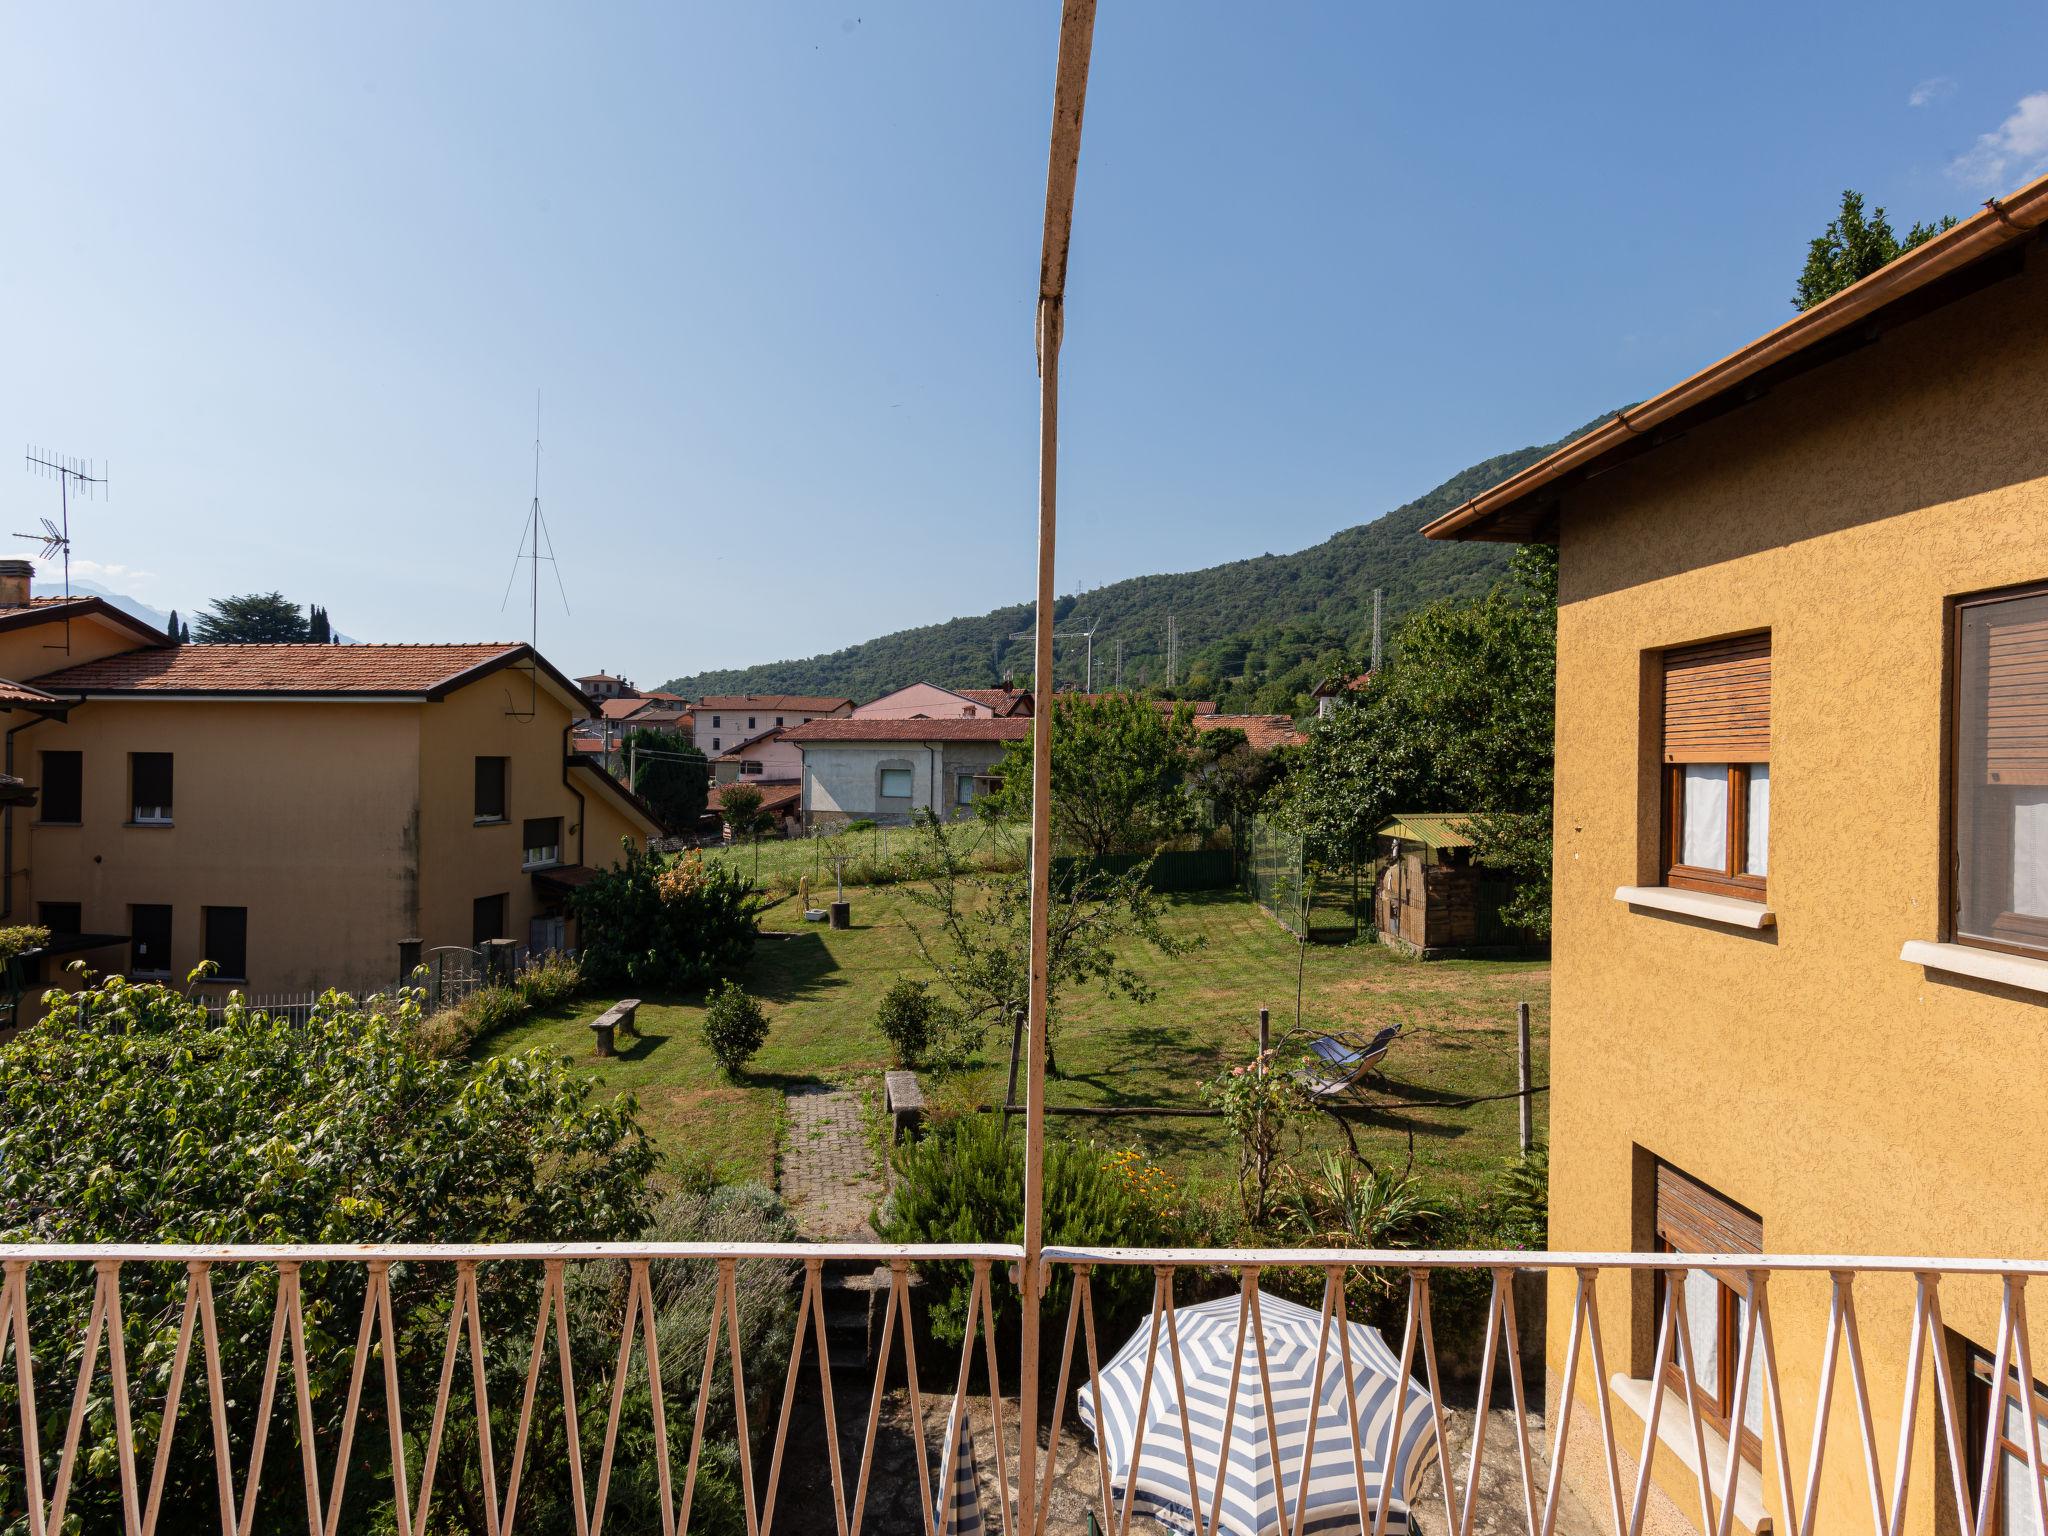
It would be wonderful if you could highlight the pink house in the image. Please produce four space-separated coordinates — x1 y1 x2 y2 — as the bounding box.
853 682 1031 719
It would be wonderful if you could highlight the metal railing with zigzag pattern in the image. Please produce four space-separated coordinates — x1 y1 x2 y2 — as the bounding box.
3 1243 2047 1536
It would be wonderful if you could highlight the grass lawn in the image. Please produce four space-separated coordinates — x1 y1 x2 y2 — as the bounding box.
473 885 1548 1201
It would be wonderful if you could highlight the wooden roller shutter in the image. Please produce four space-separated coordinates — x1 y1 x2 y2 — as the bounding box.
1655 1161 1762 1254
1663 634 1771 764
1973 597 2048 786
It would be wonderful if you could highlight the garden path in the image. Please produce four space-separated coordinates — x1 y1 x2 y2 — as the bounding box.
781 1081 884 1238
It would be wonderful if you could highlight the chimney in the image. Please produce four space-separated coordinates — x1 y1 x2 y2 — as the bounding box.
0 560 33 608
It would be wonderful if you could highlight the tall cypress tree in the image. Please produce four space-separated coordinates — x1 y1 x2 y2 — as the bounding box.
165 609 181 645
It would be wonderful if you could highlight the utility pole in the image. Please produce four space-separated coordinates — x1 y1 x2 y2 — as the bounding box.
1115 637 1124 689
1020 7 1096 1530
1371 587 1384 674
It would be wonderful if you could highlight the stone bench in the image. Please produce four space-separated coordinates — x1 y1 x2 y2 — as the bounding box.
883 1069 926 1142
590 999 640 1058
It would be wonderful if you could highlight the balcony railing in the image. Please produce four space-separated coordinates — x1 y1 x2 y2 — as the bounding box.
1 1243 2044 1536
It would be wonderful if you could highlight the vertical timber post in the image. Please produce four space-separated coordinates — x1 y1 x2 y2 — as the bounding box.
1023 7 1096 1532
1517 1001 1534 1154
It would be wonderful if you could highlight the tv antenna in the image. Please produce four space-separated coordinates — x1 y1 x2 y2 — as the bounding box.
500 393 570 647
20 448 106 653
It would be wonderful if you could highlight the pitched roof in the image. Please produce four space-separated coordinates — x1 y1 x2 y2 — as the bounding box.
782 717 1030 744
0 596 171 648
31 643 547 698
565 753 666 835
708 780 802 816
1378 813 1478 850
696 694 853 712
1311 671 1373 697
598 696 656 720
1194 713 1306 751
0 679 65 709
1426 170 2048 542
714 726 786 759
957 688 1034 716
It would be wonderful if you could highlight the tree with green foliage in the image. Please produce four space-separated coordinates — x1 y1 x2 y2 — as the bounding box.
982 691 1200 855
0 973 655 1533
1288 544 1557 934
625 725 708 829
192 590 311 643
901 813 1199 1072
1794 189 1957 311
308 603 332 643
164 607 181 644
717 781 768 837
570 842 758 993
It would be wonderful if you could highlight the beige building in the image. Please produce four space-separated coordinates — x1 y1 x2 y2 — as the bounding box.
1427 175 2048 1534
694 694 852 760
0 577 658 1009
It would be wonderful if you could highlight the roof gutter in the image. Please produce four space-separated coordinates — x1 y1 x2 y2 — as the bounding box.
1424 173 2048 541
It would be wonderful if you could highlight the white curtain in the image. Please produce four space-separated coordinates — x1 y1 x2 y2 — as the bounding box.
2013 789 2048 918
1682 765 1728 870
1745 765 1770 877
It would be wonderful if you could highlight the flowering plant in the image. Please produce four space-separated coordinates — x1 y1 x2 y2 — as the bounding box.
1201 1049 1310 1226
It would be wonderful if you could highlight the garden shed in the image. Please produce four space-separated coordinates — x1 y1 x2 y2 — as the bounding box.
1373 813 1533 958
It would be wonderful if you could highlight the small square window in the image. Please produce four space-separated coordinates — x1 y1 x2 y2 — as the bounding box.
879 767 913 799
522 817 562 869
203 906 248 981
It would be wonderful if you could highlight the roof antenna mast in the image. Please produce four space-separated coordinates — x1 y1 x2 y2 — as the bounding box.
500 392 570 649
20 447 107 654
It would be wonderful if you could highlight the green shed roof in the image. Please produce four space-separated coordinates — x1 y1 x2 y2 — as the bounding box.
1377 813 1478 850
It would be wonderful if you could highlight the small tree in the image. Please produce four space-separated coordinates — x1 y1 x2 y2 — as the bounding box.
164 608 182 644
901 814 1199 1073
1202 1050 1310 1226
308 603 332 644
570 843 758 993
626 726 709 829
982 692 1199 855
719 782 768 837
700 979 769 1076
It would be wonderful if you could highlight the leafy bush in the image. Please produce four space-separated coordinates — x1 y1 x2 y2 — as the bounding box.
879 1116 1166 1343
517 948 585 1010
0 924 49 964
1201 1050 1311 1224
874 976 961 1068
572 842 758 993
844 818 877 833
0 975 656 1532
700 979 769 1077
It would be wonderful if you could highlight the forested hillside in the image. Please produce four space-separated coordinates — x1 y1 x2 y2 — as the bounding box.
664 413 1611 713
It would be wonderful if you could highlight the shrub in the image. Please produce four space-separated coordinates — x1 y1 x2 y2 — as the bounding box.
874 976 960 1067
517 948 584 1011
0 975 655 1533
879 1116 1165 1343
572 842 758 993
701 979 769 1076
844 818 877 833
1201 1050 1312 1224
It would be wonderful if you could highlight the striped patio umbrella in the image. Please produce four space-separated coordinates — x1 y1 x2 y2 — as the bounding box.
933 1405 988 1536
1077 1291 1439 1536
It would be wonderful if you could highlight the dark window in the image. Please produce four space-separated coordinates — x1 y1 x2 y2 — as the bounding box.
203 906 248 980
1660 635 1771 901
1965 1340 2048 1532
1954 584 2048 957
712 715 721 728
741 760 763 776
775 716 784 727
131 753 173 824
475 756 508 822
712 738 720 752
748 716 757 729
37 901 80 936
1653 1160 1763 1465
398 939 422 981
130 904 172 976
522 817 563 868
473 893 508 946
39 751 81 824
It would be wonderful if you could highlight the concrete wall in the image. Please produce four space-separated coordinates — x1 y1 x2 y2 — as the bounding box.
1547 254 2048 1533
801 740 1007 827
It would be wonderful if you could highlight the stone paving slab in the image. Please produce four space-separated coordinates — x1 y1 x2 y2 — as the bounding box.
781 1081 884 1240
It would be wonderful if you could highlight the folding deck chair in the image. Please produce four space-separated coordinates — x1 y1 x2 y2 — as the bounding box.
1296 1023 1403 1103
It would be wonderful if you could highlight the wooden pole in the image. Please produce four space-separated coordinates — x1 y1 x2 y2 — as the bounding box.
1517 1001 1534 1154
1003 1009 1025 1135
1021 9 1096 1531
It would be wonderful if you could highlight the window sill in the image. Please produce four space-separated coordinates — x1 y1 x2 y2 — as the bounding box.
31 821 81 829
1900 939 2048 997
1615 885 1775 930
1608 1376 1767 1532
124 820 174 830
474 817 509 827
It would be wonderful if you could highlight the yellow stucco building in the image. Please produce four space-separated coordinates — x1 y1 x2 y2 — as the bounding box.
0 581 659 1009
1429 173 2048 1533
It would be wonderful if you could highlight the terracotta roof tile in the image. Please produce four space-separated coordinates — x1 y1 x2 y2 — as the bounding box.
1195 714 1306 751
32 643 527 695
956 688 1034 716
0 679 63 707
695 694 853 712
708 780 802 815
783 717 1030 744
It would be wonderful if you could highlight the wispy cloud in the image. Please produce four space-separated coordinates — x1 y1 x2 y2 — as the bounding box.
32 555 157 590
1909 76 1956 108
1950 90 2048 188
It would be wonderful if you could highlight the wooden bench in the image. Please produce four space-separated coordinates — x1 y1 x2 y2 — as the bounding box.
590 999 640 1058
883 1070 926 1142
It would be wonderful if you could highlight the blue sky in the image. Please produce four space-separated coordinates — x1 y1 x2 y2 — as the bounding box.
5 4 2045 682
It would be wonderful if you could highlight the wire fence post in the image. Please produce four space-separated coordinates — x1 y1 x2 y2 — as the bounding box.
1517 1001 1534 1153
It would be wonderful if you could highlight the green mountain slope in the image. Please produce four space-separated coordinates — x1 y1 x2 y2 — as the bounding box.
664 415 1606 713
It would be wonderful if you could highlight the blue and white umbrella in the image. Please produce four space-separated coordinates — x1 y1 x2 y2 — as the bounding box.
1077 1291 1439 1536
933 1405 987 1535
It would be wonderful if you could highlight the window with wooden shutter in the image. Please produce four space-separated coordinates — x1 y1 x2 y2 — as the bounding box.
130 753 173 825
1653 1160 1764 1465
1954 584 2048 956
1661 634 1771 901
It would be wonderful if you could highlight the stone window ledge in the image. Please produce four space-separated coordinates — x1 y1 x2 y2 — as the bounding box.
1608 1375 1767 1532
1900 939 2048 998
1615 885 1776 931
